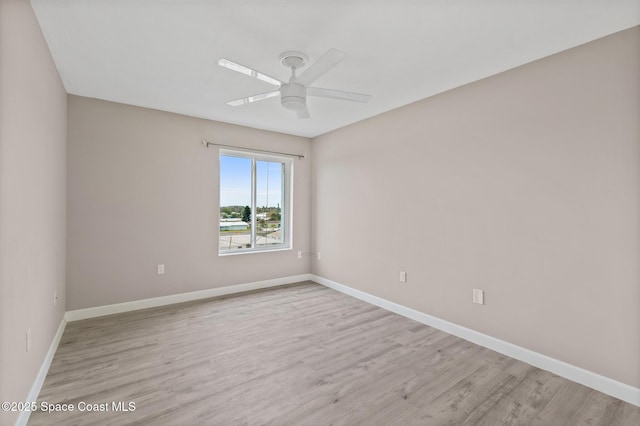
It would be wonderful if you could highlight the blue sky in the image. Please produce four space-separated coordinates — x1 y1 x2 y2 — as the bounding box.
220 156 283 207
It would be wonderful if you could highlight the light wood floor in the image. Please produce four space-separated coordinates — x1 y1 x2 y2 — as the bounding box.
29 282 639 425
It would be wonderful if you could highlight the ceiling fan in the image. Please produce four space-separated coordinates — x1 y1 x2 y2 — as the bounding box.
218 49 371 119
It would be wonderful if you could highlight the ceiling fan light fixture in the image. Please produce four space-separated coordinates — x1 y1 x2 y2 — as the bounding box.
281 96 306 111
280 82 307 111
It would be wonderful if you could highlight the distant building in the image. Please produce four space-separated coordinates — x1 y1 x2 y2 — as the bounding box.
220 221 249 231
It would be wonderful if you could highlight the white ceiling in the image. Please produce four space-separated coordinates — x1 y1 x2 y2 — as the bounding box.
31 0 639 138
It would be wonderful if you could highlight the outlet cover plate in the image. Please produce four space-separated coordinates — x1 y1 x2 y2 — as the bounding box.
473 289 484 305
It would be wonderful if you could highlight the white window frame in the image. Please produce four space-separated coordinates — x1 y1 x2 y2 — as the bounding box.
219 149 293 255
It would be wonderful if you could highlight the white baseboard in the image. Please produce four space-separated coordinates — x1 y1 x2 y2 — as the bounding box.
64 274 313 322
310 274 640 407
21 271 637 426
16 317 67 426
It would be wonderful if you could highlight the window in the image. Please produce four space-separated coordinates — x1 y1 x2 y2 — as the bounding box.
219 149 292 254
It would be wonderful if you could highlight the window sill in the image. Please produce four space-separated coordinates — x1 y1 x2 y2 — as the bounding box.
218 246 292 257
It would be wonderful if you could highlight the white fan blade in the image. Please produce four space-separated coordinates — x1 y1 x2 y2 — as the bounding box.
296 105 310 119
307 87 371 103
297 48 346 86
227 90 280 106
218 59 282 87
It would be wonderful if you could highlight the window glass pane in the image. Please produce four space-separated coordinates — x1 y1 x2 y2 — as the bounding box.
219 150 291 255
219 155 252 251
255 160 284 247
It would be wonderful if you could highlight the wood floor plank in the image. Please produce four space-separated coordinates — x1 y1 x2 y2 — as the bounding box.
28 282 640 425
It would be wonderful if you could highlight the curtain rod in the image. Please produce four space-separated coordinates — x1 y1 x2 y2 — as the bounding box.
201 140 305 159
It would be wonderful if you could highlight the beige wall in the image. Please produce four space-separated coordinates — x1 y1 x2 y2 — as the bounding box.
0 0 67 424
67 96 311 310
311 27 640 388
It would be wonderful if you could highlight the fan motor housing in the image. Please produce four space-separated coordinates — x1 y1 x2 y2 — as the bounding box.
280 82 306 111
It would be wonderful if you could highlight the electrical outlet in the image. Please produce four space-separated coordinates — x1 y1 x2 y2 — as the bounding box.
297 251 302 259
317 252 321 260
157 264 165 275
473 289 484 305
26 329 31 352
399 271 407 283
